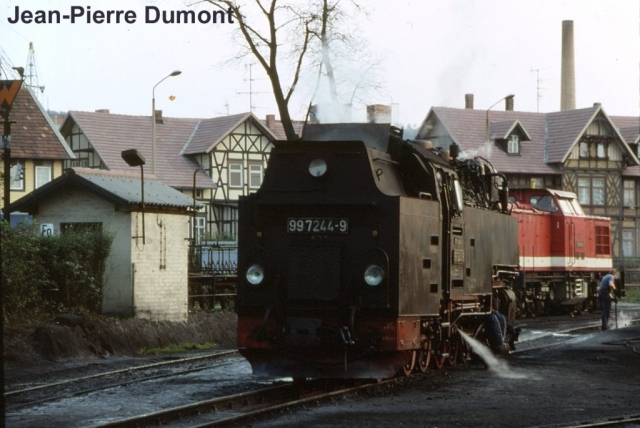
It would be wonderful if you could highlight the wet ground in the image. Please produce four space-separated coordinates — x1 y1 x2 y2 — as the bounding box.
4 304 640 427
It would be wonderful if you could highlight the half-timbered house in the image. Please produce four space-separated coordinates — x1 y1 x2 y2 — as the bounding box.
416 96 640 264
1 87 75 225
59 110 277 241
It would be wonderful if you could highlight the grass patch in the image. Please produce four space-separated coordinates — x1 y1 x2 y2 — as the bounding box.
137 342 216 356
623 286 640 303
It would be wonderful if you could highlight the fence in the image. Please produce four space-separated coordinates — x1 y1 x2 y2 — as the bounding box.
188 241 238 310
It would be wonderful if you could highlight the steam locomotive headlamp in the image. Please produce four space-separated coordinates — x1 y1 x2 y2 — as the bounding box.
364 264 384 286
308 158 327 177
246 264 265 285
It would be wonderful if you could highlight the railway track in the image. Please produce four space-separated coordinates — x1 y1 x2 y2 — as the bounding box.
4 350 238 410
90 377 397 428
7 309 640 428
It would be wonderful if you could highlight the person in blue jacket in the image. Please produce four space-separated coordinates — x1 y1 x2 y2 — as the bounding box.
598 269 617 331
486 298 518 356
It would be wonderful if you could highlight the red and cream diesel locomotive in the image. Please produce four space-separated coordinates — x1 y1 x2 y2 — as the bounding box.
509 188 613 317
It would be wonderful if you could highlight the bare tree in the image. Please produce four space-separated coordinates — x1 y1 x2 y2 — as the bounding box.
201 0 316 140
200 0 379 139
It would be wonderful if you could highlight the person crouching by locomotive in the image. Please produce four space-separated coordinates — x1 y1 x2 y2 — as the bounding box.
486 299 519 356
598 269 617 331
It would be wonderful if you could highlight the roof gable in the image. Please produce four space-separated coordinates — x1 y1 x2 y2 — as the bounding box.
182 112 277 155
6 88 74 160
546 106 639 165
489 119 532 141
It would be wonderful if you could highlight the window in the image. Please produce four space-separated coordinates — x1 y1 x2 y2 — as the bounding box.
35 165 52 189
191 216 206 243
249 164 264 189
623 230 635 257
596 142 607 158
530 177 543 189
9 161 24 190
533 195 558 213
624 180 635 207
507 135 519 154
579 142 589 158
60 222 103 234
228 163 243 188
578 178 590 205
592 178 605 205
595 226 611 255
578 177 605 206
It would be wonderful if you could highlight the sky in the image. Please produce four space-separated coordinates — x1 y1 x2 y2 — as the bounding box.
1 0 639 130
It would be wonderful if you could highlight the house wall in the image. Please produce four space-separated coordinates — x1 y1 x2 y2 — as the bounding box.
130 211 190 322
1 159 64 205
31 187 191 321
31 187 133 315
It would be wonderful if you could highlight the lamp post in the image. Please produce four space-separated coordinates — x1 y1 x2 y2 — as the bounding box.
485 94 514 142
152 70 181 176
121 149 146 245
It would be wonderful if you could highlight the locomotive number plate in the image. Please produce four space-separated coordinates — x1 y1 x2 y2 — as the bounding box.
288 218 348 234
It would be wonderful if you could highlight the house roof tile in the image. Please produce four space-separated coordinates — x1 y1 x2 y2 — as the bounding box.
182 112 278 155
63 111 214 190
422 106 640 175
425 107 557 175
5 88 74 160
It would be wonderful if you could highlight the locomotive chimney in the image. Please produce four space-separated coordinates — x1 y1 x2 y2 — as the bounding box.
367 104 392 123
465 94 474 109
450 143 460 160
561 20 576 111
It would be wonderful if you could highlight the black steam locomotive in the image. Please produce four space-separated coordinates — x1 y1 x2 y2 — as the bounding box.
236 123 519 378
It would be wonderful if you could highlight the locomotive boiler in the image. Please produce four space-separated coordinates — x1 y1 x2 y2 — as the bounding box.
509 188 614 316
236 123 519 379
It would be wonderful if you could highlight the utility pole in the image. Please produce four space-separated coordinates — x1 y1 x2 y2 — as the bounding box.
1 77 23 224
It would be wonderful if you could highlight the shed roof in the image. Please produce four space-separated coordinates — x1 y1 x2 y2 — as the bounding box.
9 168 203 214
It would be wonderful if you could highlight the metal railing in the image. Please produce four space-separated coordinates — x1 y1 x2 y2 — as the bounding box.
188 241 238 311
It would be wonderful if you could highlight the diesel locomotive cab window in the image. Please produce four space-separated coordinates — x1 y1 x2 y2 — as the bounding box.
533 195 558 212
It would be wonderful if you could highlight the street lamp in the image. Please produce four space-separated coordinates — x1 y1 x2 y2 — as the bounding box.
121 149 146 245
485 94 514 142
152 70 181 176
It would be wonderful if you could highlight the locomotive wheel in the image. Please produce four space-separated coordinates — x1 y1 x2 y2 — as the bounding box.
418 349 431 373
402 351 417 376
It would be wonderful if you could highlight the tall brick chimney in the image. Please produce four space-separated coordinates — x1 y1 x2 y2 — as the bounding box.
465 94 474 109
561 20 576 111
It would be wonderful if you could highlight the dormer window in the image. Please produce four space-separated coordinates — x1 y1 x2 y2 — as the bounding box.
507 134 520 154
